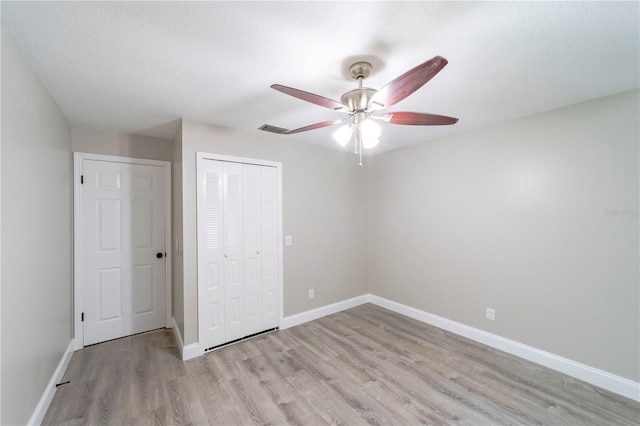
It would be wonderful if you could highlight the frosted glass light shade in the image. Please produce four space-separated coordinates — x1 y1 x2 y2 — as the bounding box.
361 120 381 149
332 125 351 147
362 137 379 149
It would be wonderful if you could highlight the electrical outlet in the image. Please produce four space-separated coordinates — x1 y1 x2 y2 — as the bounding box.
285 235 292 246
486 308 496 321
308 289 314 299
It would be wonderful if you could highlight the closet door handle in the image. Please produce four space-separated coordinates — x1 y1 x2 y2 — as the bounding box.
224 254 228 258
257 250 261 255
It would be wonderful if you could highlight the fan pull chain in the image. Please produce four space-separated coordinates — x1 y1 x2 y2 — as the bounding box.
355 124 363 167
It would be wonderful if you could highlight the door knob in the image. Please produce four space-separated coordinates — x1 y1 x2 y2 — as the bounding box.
224 254 228 258
156 252 164 259
257 250 261 255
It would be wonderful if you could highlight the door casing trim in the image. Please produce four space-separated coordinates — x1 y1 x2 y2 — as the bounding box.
73 152 172 350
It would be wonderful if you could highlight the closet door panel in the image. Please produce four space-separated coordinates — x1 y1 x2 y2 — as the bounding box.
243 164 263 335
223 162 244 341
198 160 225 348
261 166 279 329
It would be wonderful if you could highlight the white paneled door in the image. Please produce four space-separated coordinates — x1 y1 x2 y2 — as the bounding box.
82 159 166 345
198 157 280 350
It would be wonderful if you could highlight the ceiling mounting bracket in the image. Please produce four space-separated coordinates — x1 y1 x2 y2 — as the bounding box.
348 62 372 81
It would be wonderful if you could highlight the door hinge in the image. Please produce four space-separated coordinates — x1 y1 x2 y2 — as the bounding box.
81 175 84 184
81 312 84 322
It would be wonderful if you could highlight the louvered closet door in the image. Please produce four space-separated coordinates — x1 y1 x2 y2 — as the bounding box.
223 162 245 342
198 160 225 347
243 164 263 335
260 166 279 329
198 158 279 350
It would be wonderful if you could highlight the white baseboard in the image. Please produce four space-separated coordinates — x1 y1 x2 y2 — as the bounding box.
182 343 203 361
170 317 202 361
28 340 75 426
280 294 369 329
170 316 184 354
367 294 640 402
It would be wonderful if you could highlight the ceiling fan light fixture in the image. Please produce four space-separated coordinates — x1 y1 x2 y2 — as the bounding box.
270 56 458 165
332 124 352 147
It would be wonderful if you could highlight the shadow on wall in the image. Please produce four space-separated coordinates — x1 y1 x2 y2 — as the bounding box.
70 123 177 161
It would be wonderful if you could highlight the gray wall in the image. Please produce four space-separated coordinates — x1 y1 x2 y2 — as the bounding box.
0 29 3 425
1 30 73 424
71 126 173 161
178 119 368 345
368 90 639 382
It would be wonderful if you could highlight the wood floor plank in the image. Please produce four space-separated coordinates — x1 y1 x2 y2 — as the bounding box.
41 379 97 425
161 375 209 425
130 339 166 412
61 349 106 384
194 378 249 425
260 378 335 425
43 305 640 425
311 316 519 424
129 406 166 426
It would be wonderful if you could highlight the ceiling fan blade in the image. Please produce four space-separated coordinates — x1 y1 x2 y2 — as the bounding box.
381 112 458 126
368 56 448 109
283 119 345 135
271 84 345 111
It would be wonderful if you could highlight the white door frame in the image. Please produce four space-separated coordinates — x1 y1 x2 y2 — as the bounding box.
196 152 283 348
73 152 172 350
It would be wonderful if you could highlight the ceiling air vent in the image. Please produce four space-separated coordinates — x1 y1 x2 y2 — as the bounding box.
259 124 289 134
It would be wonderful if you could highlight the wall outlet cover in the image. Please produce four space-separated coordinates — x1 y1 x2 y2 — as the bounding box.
486 308 496 321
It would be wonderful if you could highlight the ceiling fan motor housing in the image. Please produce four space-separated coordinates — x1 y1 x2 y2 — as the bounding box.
340 88 376 111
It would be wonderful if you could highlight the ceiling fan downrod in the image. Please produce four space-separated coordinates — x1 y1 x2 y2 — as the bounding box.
341 62 376 111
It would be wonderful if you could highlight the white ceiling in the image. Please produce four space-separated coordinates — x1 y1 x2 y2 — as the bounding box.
2 1 638 153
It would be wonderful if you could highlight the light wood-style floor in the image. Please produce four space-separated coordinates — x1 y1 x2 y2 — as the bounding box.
44 304 640 425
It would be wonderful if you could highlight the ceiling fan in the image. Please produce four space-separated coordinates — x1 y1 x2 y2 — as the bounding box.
268 56 459 166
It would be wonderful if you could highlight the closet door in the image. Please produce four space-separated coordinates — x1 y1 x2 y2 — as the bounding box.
243 164 263 335
223 162 245 341
198 157 279 350
261 166 279 328
198 160 225 347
